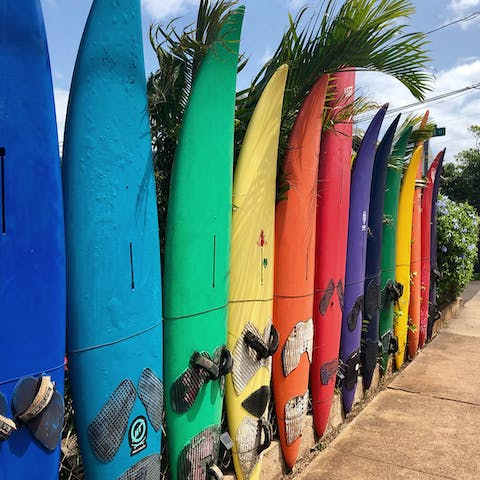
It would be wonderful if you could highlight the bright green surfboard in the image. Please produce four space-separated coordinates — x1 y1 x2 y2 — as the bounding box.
378 125 412 372
163 8 244 480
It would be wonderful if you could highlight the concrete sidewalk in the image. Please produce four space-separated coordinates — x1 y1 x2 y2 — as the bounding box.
298 291 480 479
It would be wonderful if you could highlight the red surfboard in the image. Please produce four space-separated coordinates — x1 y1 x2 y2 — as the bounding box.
419 149 445 348
310 70 355 437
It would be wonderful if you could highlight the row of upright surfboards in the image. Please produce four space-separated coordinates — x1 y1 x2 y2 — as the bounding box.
0 1 446 480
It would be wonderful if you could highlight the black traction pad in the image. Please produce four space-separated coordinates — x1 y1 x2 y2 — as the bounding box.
241 385 270 418
12 376 64 451
116 453 161 480
88 379 136 462
364 280 380 322
178 425 221 480
363 338 378 375
337 280 345 312
138 368 163 432
343 349 361 391
319 279 335 316
347 295 363 332
320 359 338 385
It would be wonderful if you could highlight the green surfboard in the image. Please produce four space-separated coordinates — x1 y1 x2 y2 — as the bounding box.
163 8 244 480
378 125 413 372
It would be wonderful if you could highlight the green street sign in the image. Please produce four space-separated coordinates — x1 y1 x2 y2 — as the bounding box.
433 125 446 137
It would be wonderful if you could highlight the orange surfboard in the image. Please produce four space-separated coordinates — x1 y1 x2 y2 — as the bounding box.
408 111 429 358
272 75 328 469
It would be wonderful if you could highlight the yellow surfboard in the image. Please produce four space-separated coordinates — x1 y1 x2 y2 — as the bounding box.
226 64 288 480
394 145 423 369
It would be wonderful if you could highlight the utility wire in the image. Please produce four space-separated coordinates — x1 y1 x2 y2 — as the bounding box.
426 11 480 34
356 82 480 122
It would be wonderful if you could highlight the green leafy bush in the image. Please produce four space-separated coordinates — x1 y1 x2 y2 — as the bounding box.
437 194 479 304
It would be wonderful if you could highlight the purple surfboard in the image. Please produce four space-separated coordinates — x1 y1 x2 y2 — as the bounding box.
427 151 445 340
339 105 387 413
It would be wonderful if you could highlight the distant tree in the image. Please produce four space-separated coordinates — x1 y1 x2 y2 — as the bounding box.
442 125 480 213
442 126 480 271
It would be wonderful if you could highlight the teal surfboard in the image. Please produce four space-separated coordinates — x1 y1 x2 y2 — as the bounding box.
163 8 244 480
62 1 163 478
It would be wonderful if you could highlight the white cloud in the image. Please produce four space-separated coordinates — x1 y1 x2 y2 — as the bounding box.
355 60 480 160
448 0 480 15
445 0 480 29
141 0 198 19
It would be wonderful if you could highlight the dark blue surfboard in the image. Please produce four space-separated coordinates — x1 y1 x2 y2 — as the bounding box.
62 0 163 478
361 114 400 390
0 2 65 478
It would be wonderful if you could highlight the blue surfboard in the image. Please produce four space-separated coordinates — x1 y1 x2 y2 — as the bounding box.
361 114 400 390
0 2 65 478
62 0 163 478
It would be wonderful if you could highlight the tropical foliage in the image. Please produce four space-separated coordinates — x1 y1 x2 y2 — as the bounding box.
147 0 246 255
147 0 433 253
436 194 479 304
442 125 480 215
235 0 432 166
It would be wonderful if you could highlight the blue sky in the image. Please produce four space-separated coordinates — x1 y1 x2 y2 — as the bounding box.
40 0 480 160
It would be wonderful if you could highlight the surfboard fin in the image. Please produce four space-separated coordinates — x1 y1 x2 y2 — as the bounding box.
241 386 270 418
11 375 64 451
0 392 17 441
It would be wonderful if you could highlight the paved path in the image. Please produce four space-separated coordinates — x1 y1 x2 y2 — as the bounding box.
299 288 480 479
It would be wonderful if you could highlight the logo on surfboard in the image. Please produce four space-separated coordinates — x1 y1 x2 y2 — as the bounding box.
128 415 147 456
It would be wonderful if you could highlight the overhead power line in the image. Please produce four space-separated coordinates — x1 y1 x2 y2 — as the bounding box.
426 11 480 34
356 82 480 123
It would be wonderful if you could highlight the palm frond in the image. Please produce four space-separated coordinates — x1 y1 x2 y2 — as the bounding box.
147 0 243 259
235 0 432 169
396 113 435 159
